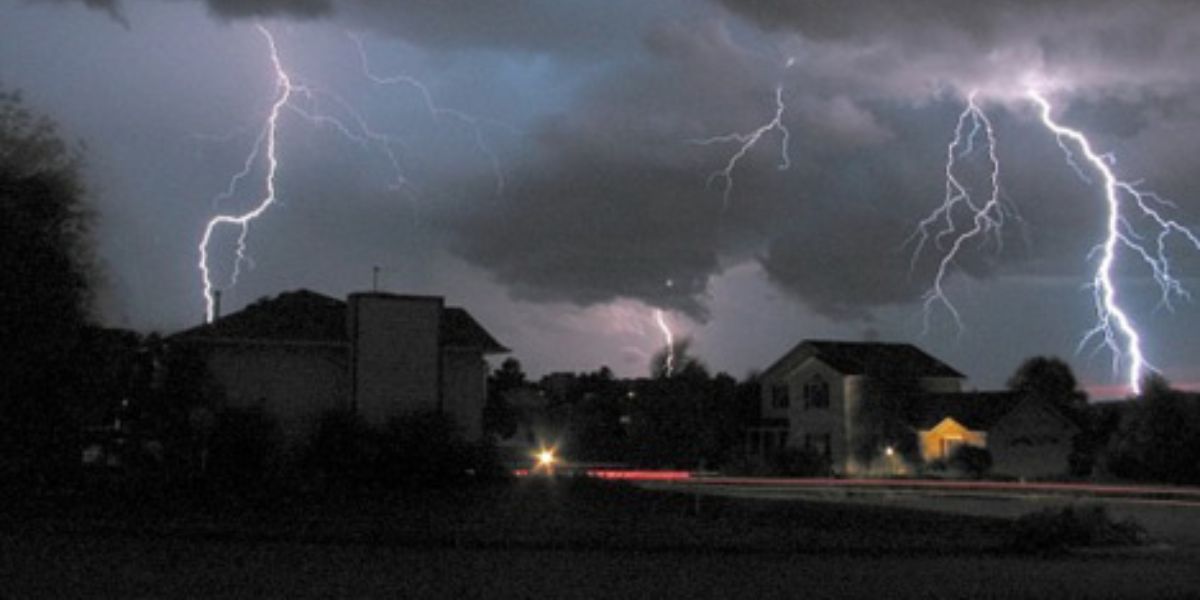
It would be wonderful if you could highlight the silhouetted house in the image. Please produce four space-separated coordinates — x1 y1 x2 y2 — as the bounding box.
169 290 507 441
752 340 1079 478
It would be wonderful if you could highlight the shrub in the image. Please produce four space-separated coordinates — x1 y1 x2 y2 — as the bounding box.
301 408 377 490
376 411 475 488
205 406 281 492
1009 504 1146 553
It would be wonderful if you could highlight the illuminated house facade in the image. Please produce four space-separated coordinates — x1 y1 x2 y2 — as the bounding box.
169 289 507 441
753 340 1079 478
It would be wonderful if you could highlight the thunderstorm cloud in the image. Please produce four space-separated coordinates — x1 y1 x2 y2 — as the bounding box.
9 0 1200 384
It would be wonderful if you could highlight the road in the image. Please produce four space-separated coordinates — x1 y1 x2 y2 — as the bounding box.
632 475 1200 547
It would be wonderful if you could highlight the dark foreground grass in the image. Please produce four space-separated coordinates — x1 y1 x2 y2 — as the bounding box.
1 477 1012 555
3 479 1196 598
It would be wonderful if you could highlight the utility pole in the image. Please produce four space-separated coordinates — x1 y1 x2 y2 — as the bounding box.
372 266 380 292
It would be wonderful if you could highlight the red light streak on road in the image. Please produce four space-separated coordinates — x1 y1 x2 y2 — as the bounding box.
511 468 691 481
586 470 692 481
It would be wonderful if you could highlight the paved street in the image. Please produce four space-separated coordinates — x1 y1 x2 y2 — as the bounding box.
635 476 1200 547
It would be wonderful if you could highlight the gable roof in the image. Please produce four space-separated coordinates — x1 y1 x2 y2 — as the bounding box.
763 340 964 380
442 307 509 353
907 391 1024 430
171 289 507 353
172 290 348 343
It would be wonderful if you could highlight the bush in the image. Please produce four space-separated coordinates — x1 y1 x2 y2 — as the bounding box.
1009 504 1146 553
205 407 281 492
376 411 478 488
1105 380 1200 485
301 409 376 489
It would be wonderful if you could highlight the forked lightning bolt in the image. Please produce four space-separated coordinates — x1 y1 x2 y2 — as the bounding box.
351 33 512 198
908 92 1010 337
654 309 676 377
692 85 791 208
198 24 292 323
1030 90 1200 394
198 26 421 322
914 89 1200 394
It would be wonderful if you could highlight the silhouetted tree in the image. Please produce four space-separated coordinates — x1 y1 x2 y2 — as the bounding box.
377 411 475 488
626 346 745 468
650 338 708 380
1106 376 1200 485
1008 356 1094 475
0 87 96 484
1007 356 1088 419
567 367 628 461
484 357 525 440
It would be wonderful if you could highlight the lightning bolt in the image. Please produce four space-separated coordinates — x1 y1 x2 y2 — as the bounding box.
198 24 293 323
1029 89 1200 394
691 85 791 208
654 308 676 377
350 33 513 198
197 26 425 323
908 91 1010 337
913 89 1200 395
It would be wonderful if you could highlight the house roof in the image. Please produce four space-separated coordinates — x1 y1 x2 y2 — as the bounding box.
171 288 507 353
764 340 964 380
906 391 1025 430
172 290 348 343
442 307 509 353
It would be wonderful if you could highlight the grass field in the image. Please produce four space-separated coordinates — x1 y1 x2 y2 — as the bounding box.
3 479 1198 598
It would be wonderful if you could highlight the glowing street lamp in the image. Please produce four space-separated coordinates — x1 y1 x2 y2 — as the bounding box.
534 447 557 473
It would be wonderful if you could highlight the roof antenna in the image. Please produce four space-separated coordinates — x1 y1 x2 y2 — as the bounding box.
372 266 380 292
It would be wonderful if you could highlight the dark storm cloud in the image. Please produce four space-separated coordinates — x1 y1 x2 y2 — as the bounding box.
431 18 775 320
336 0 675 58
42 0 331 20
28 0 1200 329
203 0 331 20
47 0 667 57
720 0 1200 97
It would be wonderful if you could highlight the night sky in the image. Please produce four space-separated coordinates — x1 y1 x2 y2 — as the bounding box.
5 0 1200 396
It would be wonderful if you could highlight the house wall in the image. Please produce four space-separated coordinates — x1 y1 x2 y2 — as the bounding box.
350 294 442 426
919 376 964 393
201 342 349 442
918 417 987 462
762 357 854 473
841 374 865 474
441 348 488 440
988 400 1078 478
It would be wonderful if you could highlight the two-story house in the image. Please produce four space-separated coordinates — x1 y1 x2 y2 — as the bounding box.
753 340 1080 478
753 340 963 474
168 289 508 442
